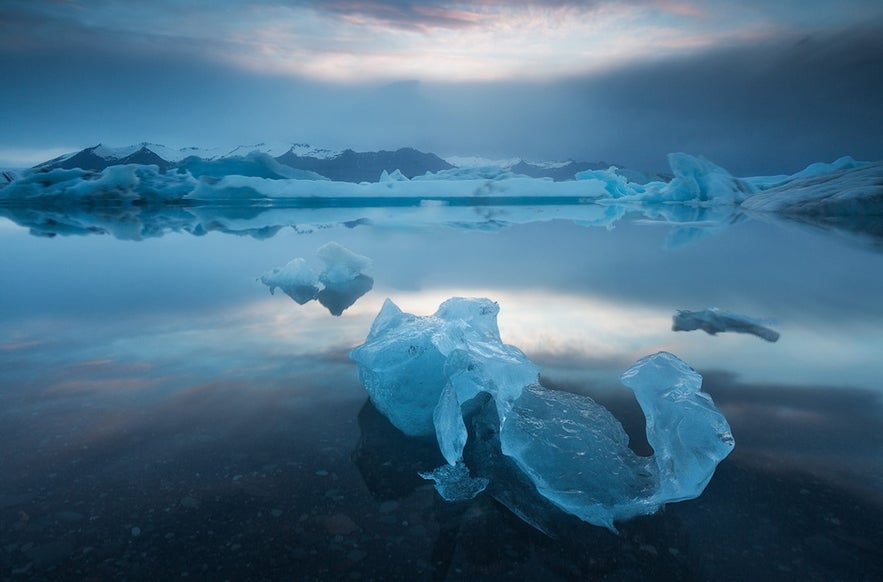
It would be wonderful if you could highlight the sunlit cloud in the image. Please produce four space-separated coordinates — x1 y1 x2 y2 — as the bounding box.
7 0 879 83
222 2 772 81
320 1 492 30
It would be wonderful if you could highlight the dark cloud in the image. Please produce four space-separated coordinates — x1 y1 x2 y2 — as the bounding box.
418 22 883 173
553 23 883 173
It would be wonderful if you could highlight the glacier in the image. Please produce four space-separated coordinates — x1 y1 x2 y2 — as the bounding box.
349 298 734 532
260 242 373 315
673 308 780 342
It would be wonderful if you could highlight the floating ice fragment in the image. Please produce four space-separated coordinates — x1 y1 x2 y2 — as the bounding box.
316 241 373 285
418 462 489 501
350 298 734 532
259 243 373 314
259 258 319 304
673 307 779 342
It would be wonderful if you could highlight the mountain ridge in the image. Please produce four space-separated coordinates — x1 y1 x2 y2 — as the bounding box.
29 142 660 183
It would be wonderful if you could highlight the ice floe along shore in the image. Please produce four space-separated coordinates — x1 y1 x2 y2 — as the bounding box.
1 146 880 216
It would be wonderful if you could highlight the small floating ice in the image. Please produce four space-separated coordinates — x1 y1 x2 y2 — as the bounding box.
260 242 373 315
673 307 779 342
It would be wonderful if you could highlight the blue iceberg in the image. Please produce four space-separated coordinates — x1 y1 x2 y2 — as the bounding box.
350 298 734 532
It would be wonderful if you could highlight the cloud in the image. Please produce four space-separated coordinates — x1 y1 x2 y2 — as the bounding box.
3 0 883 84
0 2 881 173
313 1 493 30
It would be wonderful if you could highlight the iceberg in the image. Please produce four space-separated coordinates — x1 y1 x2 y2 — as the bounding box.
0 164 197 203
741 160 883 216
350 298 734 532
259 242 373 315
259 258 319 304
315 241 373 285
673 308 780 342
575 153 755 205
349 298 538 439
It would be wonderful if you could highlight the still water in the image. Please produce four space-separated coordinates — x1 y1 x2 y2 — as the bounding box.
1 204 881 580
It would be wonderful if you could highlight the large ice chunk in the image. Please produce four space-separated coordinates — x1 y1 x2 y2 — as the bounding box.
350 298 734 531
673 307 780 342
499 385 657 530
499 353 734 531
349 297 539 439
621 353 735 503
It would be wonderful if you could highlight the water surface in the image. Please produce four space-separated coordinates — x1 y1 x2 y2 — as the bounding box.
1 205 881 580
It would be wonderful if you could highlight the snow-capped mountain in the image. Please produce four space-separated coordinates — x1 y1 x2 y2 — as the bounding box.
38 144 175 172
28 141 661 183
35 142 456 183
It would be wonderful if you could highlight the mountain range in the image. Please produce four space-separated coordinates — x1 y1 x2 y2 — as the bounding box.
30 142 652 183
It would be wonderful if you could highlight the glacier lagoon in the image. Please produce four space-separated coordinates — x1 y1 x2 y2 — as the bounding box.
1 197 882 579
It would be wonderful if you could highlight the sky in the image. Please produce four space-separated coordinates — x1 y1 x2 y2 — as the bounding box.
1 0 882 174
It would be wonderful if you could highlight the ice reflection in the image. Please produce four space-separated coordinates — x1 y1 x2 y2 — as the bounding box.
317 275 375 315
0 201 745 245
745 209 883 253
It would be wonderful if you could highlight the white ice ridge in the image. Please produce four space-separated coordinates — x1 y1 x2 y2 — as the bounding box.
673 307 780 342
349 298 734 532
